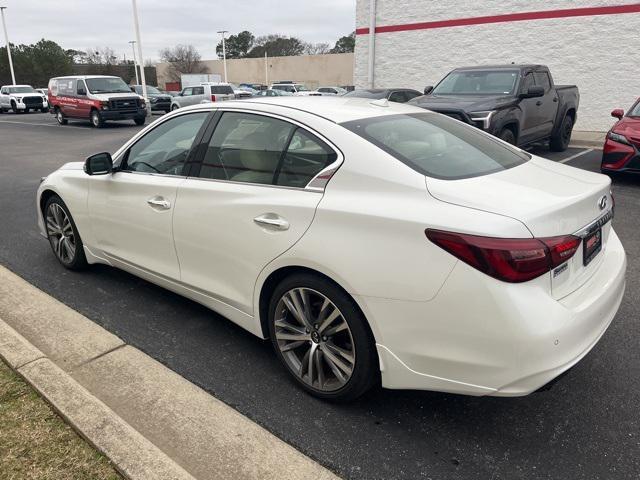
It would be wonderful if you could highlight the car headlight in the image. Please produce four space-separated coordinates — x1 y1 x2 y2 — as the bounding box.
607 131 632 146
469 111 495 129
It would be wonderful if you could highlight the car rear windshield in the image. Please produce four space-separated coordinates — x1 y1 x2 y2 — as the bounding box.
211 85 234 95
342 112 529 180
433 70 519 95
86 77 131 94
344 89 386 99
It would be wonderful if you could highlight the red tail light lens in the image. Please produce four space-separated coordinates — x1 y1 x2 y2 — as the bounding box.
210 95 216 102
425 229 581 283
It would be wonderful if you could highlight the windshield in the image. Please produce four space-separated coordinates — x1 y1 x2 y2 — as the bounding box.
295 84 309 91
142 86 162 95
8 86 36 94
628 101 640 117
86 77 131 94
433 70 519 95
344 89 387 99
342 112 529 180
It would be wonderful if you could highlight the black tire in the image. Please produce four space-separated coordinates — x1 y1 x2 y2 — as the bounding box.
11 101 18 114
24 108 30 113
43 195 88 270
55 108 68 125
171 104 179 111
164 109 171 114
550 114 573 152
499 127 516 145
41 107 49 113
90 109 104 128
134 116 146 126
268 273 379 401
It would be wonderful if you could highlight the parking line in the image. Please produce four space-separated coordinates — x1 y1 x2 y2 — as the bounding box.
0 119 59 128
559 148 594 163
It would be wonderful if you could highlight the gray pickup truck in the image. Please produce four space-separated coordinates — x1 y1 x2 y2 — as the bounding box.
410 64 579 151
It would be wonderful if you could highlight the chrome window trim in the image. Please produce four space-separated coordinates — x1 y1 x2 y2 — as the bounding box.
190 107 344 192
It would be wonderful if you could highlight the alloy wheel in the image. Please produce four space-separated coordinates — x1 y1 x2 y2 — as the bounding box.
274 288 356 392
46 203 76 264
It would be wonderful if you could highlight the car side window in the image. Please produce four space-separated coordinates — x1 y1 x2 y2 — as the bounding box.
521 73 535 92
389 91 406 103
123 112 209 175
77 80 87 95
0 87 6 94
193 86 204 95
182 88 192 96
533 72 551 92
404 90 420 101
276 129 337 188
199 112 295 184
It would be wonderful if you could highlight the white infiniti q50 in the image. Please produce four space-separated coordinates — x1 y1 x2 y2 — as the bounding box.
36 97 626 401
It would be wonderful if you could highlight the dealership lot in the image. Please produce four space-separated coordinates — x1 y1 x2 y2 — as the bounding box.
1 112 639 479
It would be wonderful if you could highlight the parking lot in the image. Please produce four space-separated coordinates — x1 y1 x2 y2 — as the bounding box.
1 111 639 480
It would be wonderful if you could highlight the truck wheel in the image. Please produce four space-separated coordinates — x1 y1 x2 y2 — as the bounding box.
171 104 179 111
499 128 516 145
90 110 104 128
550 115 573 152
55 108 68 125
11 101 18 113
134 116 146 126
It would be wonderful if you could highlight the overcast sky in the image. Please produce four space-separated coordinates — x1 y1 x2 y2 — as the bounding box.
1 0 356 62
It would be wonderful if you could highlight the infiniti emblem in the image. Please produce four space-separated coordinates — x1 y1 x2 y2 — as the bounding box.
598 195 608 210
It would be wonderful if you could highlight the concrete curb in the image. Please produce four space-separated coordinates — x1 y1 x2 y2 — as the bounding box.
0 265 340 480
570 130 606 149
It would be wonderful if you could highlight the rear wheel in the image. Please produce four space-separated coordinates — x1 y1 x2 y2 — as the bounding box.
134 116 146 126
55 108 68 125
499 127 516 145
550 114 573 152
44 195 87 270
268 273 378 401
90 109 104 128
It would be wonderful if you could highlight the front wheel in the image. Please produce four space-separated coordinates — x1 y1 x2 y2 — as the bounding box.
90 109 104 128
268 273 379 401
550 114 573 152
44 195 88 270
55 108 68 125
499 128 516 145
134 116 146 126
171 104 179 111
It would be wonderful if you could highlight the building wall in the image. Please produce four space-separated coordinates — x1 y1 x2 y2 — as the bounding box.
157 53 354 91
355 1 640 131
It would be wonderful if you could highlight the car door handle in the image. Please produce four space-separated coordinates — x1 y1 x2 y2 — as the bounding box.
253 214 289 231
536 101 543 106
147 196 171 210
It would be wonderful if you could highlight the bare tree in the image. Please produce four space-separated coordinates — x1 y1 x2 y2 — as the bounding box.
159 44 208 82
84 47 118 65
304 42 331 55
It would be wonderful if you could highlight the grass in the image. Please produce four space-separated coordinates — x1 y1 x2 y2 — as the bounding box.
0 359 122 480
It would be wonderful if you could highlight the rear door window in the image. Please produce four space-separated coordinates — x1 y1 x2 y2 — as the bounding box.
533 72 552 92
276 129 337 188
342 112 529 180
193 86 204 95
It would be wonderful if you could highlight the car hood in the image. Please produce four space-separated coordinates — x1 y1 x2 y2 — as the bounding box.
612 116 640 140
59 162 85 171
426 156 611 237
411 94 516 112
90 92 143 101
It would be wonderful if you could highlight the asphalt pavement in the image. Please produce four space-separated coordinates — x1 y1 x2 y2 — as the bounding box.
1 111 638 480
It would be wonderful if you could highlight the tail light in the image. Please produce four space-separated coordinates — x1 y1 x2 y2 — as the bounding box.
425 229 581 283
210 95 216 102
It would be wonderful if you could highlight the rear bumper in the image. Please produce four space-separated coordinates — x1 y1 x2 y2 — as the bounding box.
100 108 146 120
360 228 626 396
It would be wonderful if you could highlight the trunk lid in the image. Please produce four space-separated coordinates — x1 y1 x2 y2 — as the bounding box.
426 156 613 298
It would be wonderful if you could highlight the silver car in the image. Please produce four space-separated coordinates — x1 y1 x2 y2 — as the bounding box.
170 83 235 110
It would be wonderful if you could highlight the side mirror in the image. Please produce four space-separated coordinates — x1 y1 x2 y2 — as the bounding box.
84 152 113 176
611 108 624 120
520 86 545 98
423 85 434 95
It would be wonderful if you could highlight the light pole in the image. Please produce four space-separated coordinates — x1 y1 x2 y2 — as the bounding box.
217 30 228 83
131 0 151 116
128 40 139 85
0 6 16 85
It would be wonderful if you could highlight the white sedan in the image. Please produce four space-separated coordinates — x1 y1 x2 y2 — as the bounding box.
36 97 626 401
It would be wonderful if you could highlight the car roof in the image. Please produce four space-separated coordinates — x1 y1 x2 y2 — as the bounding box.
176 96 426 124
452 64 543 71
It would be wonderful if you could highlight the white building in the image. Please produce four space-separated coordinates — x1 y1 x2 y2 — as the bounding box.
354 1 640 131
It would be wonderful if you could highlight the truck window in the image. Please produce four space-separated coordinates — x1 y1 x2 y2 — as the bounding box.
533 72 551 92
193 86 204 95
521 73 535 92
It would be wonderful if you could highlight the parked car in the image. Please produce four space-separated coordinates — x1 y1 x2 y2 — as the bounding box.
240 83 267 91
271 82 319 96
253 89 294 97
316 86 348 96
37 97 625 401
48 75 146 128
170 83 235 110
410 64 579 151
229 83 253 99
601 100 640 174
131 85 172 113
344 88 422 103
0 84 49 113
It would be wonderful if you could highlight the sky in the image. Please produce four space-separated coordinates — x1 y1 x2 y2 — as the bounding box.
0 0 356 62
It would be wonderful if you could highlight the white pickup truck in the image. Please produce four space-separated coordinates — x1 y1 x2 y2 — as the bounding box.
0 84 49 113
